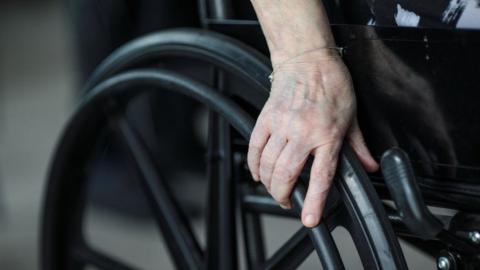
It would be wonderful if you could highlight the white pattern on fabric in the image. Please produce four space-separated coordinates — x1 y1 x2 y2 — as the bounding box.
394 4 420 27
456 0 480 28
442 0 468 23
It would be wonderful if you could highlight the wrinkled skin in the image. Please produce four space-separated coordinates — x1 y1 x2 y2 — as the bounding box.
247 52 378 227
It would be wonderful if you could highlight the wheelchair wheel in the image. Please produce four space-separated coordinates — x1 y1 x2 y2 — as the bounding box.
42 29 408 270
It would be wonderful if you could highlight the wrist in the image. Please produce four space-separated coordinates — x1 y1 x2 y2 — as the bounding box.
270 46 342 68
268 51 350 87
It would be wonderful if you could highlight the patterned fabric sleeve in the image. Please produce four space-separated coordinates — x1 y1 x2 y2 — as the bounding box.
340 0 480 29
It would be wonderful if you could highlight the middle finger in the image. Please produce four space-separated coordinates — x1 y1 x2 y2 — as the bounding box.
270 141 309 208
259 135 287 190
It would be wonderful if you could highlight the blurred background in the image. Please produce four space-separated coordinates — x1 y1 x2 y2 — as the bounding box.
0 0 75 268
0 1 436 269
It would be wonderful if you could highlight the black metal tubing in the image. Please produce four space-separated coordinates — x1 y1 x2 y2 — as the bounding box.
291 183 345 270
237 165 266 269
112 112 204 270
205 71 238 270
240 184 341 219
208 0 234 20
241 193 297 218
241 211 266 269
86 70 254 139
262 228 314 270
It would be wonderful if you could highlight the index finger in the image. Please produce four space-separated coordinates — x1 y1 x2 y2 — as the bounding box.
247 125 270 181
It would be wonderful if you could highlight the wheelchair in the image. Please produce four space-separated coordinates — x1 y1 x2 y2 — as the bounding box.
41 1 480 269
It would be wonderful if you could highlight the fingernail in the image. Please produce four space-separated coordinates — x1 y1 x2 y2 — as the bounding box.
280 203 291 210
303 214 318 227
252 174 259 181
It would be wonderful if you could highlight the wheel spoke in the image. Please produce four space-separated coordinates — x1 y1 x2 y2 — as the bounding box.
205 108 238 270
111 111 204 270
242 211 266 269
71 246 137 270
262 228 314 270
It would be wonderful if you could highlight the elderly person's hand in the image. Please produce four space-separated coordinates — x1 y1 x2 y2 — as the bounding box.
248 49 378 227
249 0 378 228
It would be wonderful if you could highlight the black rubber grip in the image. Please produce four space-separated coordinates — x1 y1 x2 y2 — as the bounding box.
381 147 443 240
291 182 345 270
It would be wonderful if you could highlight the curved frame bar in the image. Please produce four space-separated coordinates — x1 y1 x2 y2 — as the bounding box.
84 28 271 108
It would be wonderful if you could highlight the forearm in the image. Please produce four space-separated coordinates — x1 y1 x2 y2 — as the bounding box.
250 0 336 65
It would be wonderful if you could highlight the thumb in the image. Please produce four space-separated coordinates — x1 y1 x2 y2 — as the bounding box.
347 118 379 172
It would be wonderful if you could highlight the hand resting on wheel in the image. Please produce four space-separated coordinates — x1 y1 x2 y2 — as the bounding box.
248 0 378 228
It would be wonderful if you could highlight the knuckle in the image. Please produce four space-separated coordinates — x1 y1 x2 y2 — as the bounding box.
261 151 279 167
324 168 336 180
296 127 310 140
328 125 342 137
277 169 296 185
308 180 332 200
250 127 268 142
308 189 329 203
248 141 261 149
249 137 264 149
260 172 271 186
261 159 275 170
273 166 287 178
310 167 322 179
260 168 273 185
248 148 261 159
311 167 335 182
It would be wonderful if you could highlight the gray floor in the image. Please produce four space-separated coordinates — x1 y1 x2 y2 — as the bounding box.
0 1 435 269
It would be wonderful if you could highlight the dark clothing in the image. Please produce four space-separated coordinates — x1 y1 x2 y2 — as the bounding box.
68 0 479 81
340 0 479 29
68 0 199 82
